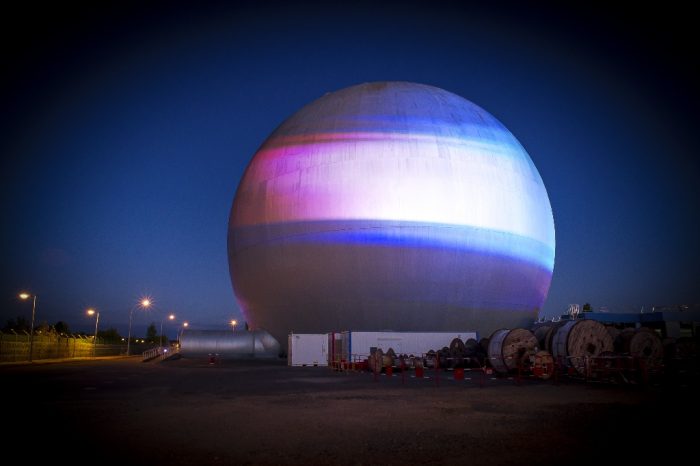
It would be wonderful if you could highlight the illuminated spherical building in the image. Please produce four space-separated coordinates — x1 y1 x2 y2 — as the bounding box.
228 82 555 344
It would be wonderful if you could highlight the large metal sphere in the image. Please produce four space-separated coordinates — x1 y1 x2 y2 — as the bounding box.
228 82 555 344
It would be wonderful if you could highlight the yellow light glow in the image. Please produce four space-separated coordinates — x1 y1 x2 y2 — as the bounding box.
141 299 151 308
231 320 237 326
19 292 30 300
169 314 175 320
183 322 189 327
87 309 96 316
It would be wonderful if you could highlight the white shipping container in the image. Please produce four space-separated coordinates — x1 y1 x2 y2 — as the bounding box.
288 333 329 366
338 331 479 361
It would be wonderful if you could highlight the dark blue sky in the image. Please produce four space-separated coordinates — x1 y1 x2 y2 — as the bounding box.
2 1 698 337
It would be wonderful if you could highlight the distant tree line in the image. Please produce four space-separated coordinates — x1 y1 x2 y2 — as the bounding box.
2 316 72 335
2 316 126 343
4 317 183 346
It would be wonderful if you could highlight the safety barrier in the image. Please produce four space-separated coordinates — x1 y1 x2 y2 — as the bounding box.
329 354 368 372
559 354 655 385
330 351 661 387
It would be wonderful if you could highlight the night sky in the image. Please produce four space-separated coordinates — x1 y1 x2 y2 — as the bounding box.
2 1 697 338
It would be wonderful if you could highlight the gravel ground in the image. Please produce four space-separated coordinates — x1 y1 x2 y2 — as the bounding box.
3 357 697 465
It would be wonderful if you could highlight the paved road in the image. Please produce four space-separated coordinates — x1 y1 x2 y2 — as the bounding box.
3 357 696 465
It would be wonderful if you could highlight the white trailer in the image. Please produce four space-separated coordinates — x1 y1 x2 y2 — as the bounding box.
287 333 328 366
329 331 479 364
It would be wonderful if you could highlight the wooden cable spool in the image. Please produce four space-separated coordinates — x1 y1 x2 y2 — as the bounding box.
532 350 555 379
464 338 478 357
627 328 664 367
487 328 538 374
438 347 450 368
615 328 636 353
479 337 490 353
369 348 384 373
606 326 621 350
425 350 437 368
412 355 424 369
532 325 551 350
551 320 613 375
448 338 466 368
450 338 466 353
383 347 396 368
543 322 566 352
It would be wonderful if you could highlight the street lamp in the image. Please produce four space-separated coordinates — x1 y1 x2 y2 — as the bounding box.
231 319 237 333
127 298 151 356
87 308 100 357
178 321 189 347
160 314 175 347
18 292 37 362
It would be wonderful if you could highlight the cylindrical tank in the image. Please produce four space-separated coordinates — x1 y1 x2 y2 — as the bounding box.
551 320 613 374
487 328 538 374
179 329 280 359
228 82 556 346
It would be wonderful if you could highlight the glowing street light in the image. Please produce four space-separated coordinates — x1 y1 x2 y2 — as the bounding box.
231 320 237 333
18 292 37 362
127 298 152 356
160 314 175 347
178 321 189 345
87 308 100 357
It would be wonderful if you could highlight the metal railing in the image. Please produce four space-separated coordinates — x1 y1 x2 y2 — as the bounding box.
142 346 179 362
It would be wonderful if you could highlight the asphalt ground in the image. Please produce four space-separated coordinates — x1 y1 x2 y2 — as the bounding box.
3 356 697 465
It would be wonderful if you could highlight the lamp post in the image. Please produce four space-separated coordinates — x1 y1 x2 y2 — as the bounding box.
160 314 175 347
18 292 37 362
179 321 189 346
231 319 237 333
127 298 151 356
87 308 100 357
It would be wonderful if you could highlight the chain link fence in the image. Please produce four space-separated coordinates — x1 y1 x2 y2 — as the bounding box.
0 331 125 362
